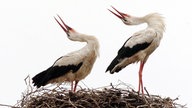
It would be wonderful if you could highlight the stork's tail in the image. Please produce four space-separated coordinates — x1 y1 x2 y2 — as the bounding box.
106 56 122 74
32 69 50 88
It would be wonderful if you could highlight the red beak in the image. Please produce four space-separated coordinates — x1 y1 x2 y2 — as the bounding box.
54 15 73 35
108 6 129 19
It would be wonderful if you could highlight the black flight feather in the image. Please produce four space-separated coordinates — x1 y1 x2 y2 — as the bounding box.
106 39 152 73
32 62 83 88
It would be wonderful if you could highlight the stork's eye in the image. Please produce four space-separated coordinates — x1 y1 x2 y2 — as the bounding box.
123 19 127 22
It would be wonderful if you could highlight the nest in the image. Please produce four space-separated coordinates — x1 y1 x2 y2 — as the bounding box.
15 86 184 108
2 76 186 108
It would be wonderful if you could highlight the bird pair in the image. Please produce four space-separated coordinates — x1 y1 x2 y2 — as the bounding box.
32 6 165 95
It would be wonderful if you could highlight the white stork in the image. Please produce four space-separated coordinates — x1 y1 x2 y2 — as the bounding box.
106 6 165 95
32 15 100 92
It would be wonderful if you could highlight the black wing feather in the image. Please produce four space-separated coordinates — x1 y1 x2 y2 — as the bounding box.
106 38 152 73
32 62 83 88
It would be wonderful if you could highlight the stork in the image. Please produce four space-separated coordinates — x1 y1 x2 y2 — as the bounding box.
106 6 165 95
32 15 100 92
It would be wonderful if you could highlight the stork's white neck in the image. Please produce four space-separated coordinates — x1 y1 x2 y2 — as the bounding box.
143 13 165 33
69 33 99 56
131 13 165 33
86 35 100 57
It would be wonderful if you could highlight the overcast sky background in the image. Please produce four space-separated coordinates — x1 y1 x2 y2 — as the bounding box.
0 0 192 107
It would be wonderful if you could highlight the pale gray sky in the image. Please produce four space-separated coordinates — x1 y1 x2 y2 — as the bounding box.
0 0 192 107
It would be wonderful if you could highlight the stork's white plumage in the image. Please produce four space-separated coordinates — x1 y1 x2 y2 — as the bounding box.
106 6 165 95
32 15 99 92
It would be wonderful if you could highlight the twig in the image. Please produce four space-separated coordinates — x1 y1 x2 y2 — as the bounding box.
24 75 33 93
68 98 77 108
90 97 100 108
110 83 114 88
81 80 90 89
136 104 148 108
0 103 20 108
144 87 150 97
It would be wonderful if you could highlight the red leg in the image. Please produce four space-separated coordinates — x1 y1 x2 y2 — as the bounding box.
73 81 79 92
138 61 145 95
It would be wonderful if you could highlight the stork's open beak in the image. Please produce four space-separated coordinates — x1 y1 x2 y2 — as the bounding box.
54 15 73 36
108 6 129 19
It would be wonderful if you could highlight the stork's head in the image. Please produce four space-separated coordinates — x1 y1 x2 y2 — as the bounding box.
54 15 83 42
108 6 135 25
54 15 75 36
